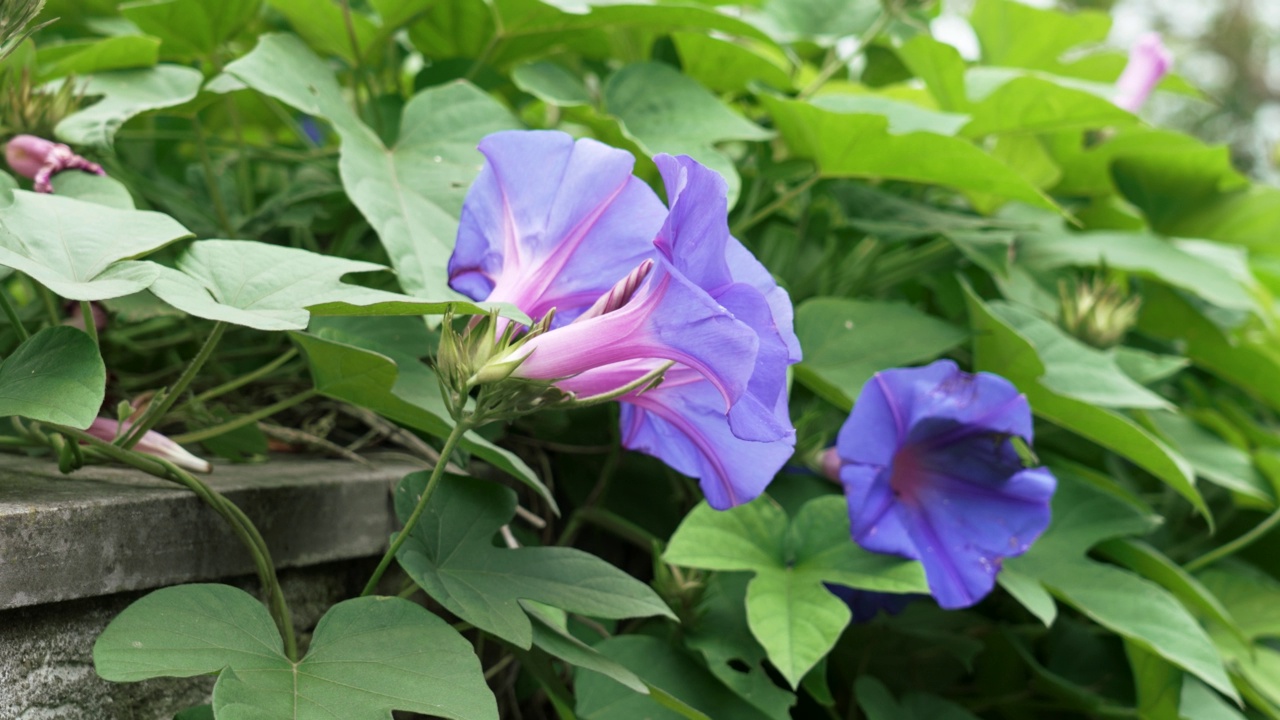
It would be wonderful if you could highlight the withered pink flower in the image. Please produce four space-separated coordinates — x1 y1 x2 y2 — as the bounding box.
5 134 105 193
86 417 212 473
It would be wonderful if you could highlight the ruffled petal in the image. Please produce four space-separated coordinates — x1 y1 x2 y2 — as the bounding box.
449 130 664 323
898 464 1056 608
619 368 795 509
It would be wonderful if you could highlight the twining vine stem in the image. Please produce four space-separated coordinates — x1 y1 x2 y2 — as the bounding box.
119 321 228 449
54 424 298 660
360 418 474 597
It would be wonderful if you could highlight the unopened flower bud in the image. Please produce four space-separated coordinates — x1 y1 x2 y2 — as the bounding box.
5 134 105 193
1059 275 1142 349
818 447 842 483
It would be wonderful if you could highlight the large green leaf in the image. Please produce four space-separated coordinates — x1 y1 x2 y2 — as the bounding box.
855 676 982 720
685 573 796 719
964 286 1206 519
0 191 192 300
960 75 1134 137
121 0 260 59
896 34 969 112
1004 474 1238 702
409 0 781 67
672 33 791 94
604 62 772 206
290 330 553 506
512 61 593 107
145 239 494 331
574 635 771 720
36 36 160 80
665 496 926 687
970 0 1109 72
1017 228 1255 311
759 92 1053 209
752 0 878 45
265 0 377 64
395 472 674 648
1142 411 1274 507
0 326 105 428
225 33 519 301
794 297 968 410
988 302 1170 410
56 65 204 147
93 584 497 719
1138 285 1280 415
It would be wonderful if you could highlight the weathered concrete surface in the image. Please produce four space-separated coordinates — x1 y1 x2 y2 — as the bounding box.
0 455 416 609
0 560 375 720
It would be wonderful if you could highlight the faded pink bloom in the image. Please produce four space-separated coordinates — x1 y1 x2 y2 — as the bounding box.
5 134 105 193
86 417 212 473
1114 33 1173 113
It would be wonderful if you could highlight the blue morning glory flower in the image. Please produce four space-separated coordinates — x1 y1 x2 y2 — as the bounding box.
833 360 1056 609
448 130 799 508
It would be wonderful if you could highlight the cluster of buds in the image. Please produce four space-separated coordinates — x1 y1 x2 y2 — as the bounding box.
435 300 674 426
1058 273 1142 349
434 309 569 423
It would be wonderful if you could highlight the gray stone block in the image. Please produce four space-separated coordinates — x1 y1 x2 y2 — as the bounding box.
0 455 415 609
0 455 421 719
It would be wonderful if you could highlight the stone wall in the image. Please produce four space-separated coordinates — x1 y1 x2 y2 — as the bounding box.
0 455 416 720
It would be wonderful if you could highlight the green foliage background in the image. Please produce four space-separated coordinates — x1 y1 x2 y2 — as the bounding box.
0 0 1278 718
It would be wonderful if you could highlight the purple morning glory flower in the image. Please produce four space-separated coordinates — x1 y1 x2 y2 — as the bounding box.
448 131 799 508
833 360 1056 609
1113 32 1172 113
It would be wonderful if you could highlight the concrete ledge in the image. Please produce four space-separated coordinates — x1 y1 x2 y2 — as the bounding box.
0 455 416 610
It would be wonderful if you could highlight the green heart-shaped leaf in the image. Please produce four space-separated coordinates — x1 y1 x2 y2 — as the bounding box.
665 495 927 688
396 473 675 649
56 65 204 147
94 584 497 720
0 191 191 300
0 326 105 428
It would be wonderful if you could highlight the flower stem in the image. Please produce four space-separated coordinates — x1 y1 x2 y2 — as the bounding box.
0 285 29 341
79 301 98 347
188 348 299 406
171 388 317 444
56 424 297 659
361 418 473 597
120 322 227 450
1184 507 1280 572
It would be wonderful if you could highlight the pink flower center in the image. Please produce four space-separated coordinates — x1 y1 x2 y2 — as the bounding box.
888 446 927 503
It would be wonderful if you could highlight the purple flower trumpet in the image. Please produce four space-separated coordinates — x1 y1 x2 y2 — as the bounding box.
1114 32 1172 113
86 417 211 474
449 131 799 508
5 134 105 193
830 360 1056 609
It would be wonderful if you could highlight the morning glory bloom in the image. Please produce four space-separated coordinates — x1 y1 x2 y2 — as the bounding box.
1113 32 1172 113
5 134 105 193
86 417 211 473
449 131 798 508
832 360 1056 609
